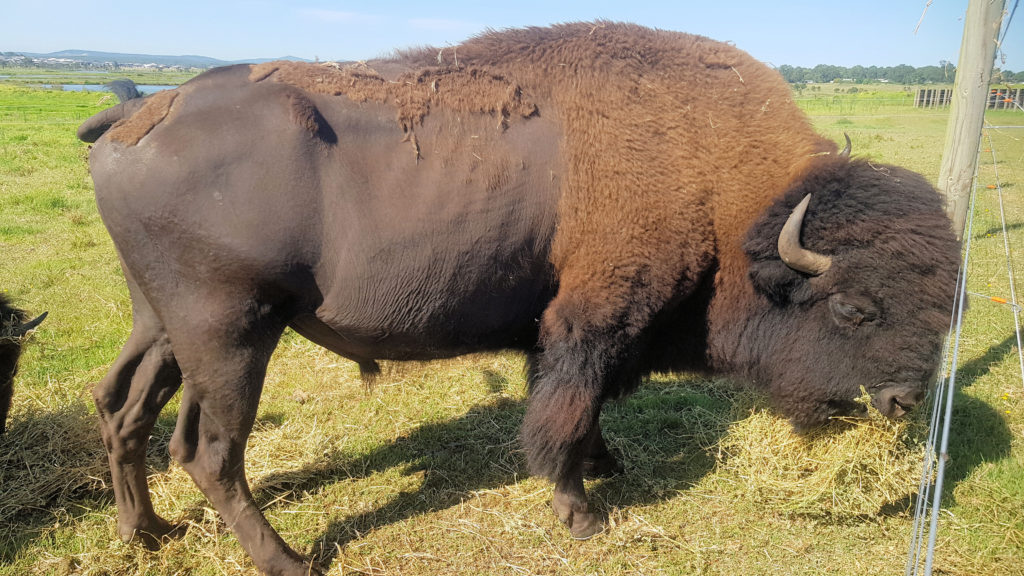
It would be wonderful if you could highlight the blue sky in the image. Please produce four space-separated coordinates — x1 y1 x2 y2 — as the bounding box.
4 1 1022 71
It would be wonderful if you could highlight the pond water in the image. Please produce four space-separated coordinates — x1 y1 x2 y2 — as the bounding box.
41 84 174 94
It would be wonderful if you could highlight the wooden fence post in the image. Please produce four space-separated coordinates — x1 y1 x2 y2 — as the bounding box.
938 0 1006 240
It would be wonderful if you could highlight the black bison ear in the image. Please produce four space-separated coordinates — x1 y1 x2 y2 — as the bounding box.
748 260 812 305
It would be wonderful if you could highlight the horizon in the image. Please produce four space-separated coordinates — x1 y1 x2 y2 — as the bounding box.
10 48 1007 73
4 2 1022 72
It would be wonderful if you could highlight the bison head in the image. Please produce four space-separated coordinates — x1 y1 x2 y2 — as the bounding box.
739 156 959 430
1 297 46 434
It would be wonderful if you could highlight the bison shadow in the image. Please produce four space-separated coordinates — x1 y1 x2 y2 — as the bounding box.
1 344 1012 568
877 333 1017 517
142 356 1012 572
973 219 1024 240
238 370 733 569
935 334 1016 502
242 364 1012 573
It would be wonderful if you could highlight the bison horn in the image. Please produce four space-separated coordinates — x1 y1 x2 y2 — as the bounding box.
12 312 47 338
777 195 832 276
839 133 852 158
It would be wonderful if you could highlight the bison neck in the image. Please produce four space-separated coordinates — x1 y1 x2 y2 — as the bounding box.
704 153 837 377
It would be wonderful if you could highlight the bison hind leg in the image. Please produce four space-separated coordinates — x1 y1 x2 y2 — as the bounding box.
166 300 319 576
582 420 624 478
93 295 183 548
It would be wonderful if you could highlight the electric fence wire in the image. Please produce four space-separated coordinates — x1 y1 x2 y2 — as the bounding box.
984 129 1024 389
904 278 960 576
904 154 980 576
998 0 1019 60
906 125 1023 575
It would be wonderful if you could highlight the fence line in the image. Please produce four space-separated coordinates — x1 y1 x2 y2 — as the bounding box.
905 160 976 576
984 130 1024 391
906 125 1024 575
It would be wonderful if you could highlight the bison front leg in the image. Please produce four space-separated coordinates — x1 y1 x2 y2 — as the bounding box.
167 311 314 576
522 293 639 539
523 356 608 538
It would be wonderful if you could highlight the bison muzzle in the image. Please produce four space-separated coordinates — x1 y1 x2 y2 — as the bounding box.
78 22 959 576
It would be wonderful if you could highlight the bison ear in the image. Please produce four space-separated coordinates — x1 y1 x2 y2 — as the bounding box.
748 260 812 305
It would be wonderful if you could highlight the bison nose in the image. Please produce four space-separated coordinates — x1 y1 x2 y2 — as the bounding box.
871 385 924 418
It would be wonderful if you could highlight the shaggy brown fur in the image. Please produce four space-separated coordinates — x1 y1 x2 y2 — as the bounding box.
249 60 538 134
391 23 838 481
107 89 179 146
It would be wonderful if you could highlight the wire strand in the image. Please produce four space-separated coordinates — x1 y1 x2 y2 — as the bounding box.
906 148 981 576
984 129 1024 390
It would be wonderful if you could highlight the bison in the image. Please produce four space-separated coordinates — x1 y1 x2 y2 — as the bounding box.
0 294 46 434
78 22 959 576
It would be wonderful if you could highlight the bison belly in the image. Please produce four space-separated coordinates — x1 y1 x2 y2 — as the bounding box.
308 100 564 359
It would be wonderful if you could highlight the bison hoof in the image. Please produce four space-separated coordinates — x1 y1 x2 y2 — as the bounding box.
582 455 624 479
119 517 181 551
551 496 605 540
568 510 605 540
268 558 324 576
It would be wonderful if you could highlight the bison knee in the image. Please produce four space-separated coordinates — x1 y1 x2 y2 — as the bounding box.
521 385 599 480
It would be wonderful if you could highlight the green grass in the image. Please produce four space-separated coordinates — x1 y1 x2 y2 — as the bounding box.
0 83 1022 576
0 67 198 88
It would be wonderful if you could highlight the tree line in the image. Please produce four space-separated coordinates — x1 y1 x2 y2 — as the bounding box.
777 62 1024 84
4 51 1024 84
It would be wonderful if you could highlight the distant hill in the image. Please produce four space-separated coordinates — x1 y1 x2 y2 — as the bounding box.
2 49 310 69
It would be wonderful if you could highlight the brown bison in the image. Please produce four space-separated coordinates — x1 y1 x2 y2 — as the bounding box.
78 22 959 576
0 294 46 434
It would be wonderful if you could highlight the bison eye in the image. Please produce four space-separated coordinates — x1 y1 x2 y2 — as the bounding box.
829 293 879 327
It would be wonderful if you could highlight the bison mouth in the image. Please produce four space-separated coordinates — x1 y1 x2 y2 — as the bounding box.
796 383 924 431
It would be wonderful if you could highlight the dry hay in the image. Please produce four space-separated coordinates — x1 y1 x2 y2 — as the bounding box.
694 392 928 519
0 402 108 528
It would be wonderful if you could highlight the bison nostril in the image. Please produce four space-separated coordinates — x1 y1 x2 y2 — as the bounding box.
872 386 923 418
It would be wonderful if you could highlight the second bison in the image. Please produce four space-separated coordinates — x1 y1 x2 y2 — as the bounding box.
0 294 46 434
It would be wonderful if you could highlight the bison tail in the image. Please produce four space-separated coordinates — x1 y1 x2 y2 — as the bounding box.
106 78 142 103
77 88 147 143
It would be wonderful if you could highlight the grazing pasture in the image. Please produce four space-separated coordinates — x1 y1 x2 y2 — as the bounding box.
0 80 1021 575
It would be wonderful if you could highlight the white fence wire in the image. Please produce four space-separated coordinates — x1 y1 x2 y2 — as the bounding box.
906 123 1024 575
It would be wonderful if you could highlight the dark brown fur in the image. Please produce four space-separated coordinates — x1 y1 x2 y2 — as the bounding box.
79 22 958 575
1 294 33 434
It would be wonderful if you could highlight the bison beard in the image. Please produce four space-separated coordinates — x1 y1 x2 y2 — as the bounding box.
78 22 959 576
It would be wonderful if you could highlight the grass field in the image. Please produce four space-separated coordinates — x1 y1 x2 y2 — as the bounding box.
0 80 1022 575
0 67 198 88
